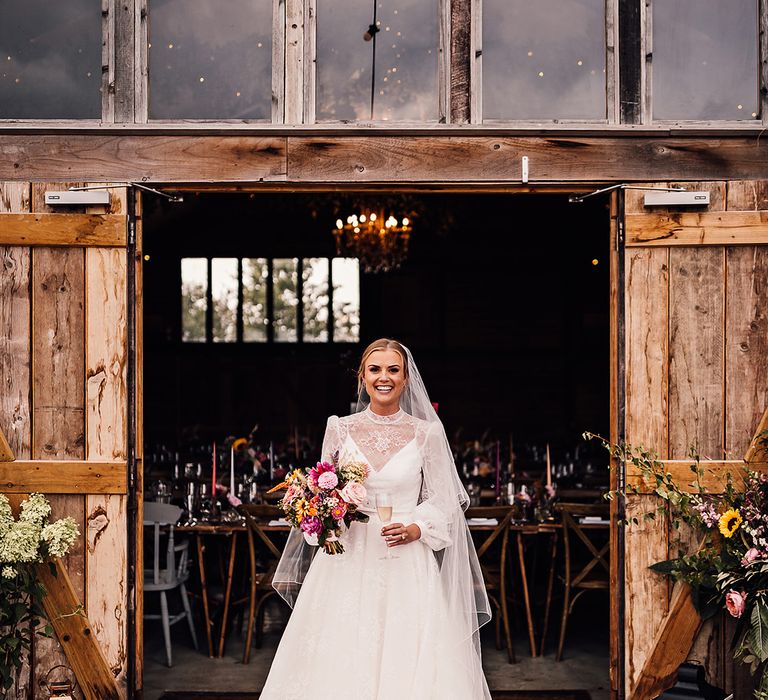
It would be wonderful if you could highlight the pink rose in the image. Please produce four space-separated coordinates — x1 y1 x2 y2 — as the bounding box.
339 481 368 507
318 472 339 490
742 548 762 566
725 590 747 618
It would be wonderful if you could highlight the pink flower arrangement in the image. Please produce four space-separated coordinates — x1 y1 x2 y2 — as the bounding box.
268 452 371 554
725 590 748 618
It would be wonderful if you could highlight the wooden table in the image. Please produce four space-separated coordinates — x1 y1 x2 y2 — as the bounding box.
176 518 608 660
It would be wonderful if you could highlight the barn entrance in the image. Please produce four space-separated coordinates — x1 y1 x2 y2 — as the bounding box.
138 190 615 699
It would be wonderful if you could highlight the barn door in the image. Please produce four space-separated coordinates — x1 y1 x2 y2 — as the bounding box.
0 182 137 699
620 181 768 699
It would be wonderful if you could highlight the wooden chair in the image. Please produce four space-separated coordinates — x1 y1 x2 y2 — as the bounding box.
465 505 516 663
143 502 198 667
238 504 289 664
554 502 610 661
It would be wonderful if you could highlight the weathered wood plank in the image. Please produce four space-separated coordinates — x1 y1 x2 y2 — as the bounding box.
0 461 127 493
36 559 120 700
624 245 670 695
0 213 127 247
113 0 135 124
86 245 128 691
450 0 471 123
618 0 642 124
745 408 768 464
0 181 32 698
630 582 703 700
0 427 13 461
284 0 303 125
626 211 768 246
626 460 767 493
0 136 287 182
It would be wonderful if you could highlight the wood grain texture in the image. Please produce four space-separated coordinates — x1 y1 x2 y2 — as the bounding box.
449 0 471 123
0 214 127 247
36 560 120 700
285 0 303 125
625 210 768 246
626 460 765 494
668 247 724 461
0 461 127 493
112 0 135 123
85 246 128 692
0 136 287 182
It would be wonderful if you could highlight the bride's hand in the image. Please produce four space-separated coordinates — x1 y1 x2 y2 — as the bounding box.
381 522 421 547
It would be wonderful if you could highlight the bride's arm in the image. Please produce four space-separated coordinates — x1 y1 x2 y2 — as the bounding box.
411 422 453 551
304 415 342 546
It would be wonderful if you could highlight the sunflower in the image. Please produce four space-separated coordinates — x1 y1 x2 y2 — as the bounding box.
718 508 742 538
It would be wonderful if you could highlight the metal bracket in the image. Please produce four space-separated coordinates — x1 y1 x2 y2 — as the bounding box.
568 183 686 203
68 182 184 202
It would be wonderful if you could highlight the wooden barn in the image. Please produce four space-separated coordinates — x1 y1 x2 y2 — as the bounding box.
0 1 767 699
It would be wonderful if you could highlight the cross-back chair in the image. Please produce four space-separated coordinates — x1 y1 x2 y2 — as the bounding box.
465 505 516 663
554 502 610 661
238 504 290 664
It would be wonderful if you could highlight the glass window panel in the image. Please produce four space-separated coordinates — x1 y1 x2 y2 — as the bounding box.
273 258 298 342
332 258 360 343
0 0 101 119
483 0 606 120
316 0 439 122
149 0 272 119
302 258 329 342
243 258 269 342
211 258 238 342
653 0 758 120
181 258 208 342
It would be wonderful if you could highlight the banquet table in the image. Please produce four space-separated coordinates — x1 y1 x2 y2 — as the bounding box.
175 515 610 659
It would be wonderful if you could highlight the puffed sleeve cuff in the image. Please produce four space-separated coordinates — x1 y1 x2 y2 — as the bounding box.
412 515 451 551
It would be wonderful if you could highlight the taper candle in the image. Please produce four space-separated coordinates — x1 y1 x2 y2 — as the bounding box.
230 445 235 495
546 443 552 487
212 440 217 494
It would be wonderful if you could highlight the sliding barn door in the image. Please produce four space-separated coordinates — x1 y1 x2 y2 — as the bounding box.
621 181 768 699
0 182 136 699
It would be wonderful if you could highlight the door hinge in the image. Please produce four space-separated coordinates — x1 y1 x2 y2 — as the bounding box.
616 219 624 250
128 217 136 246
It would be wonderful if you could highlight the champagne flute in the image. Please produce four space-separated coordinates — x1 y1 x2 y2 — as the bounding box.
376 492 398 560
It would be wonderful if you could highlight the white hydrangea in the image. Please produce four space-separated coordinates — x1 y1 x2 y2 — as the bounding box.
1 565 16 579
0 521 42 563
19 492 51 527
41 518 80 559
0 494 13 537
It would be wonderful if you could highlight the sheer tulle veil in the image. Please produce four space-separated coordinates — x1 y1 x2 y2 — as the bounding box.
273 343 492 677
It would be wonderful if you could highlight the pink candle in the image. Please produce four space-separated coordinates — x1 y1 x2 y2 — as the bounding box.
212 440 217 494
495 440 501 497
546 443 552 487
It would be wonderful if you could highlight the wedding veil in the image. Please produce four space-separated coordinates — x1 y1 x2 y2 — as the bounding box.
273 343 492 678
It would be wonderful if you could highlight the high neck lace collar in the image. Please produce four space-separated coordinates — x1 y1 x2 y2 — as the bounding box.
363 405 405 424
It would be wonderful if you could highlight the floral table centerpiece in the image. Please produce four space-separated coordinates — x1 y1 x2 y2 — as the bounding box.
269 451 370 554
0 493 80 694
585 431 768 698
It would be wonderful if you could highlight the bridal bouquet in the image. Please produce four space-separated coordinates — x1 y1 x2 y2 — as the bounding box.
0 493 80 693
269 451 370 554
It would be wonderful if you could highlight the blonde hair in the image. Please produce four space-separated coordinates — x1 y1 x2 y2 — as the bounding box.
357 338 409 392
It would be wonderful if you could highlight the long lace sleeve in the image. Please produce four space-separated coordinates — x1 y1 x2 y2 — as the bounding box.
412 422 454 551
320 415 342 463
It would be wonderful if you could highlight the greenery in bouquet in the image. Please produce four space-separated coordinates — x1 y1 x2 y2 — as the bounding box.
269 450 371 554
584 431 768 698
0 493 80 694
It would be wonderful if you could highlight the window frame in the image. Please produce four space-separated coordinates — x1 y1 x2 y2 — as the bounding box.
180 255 360 344
642 0 767 126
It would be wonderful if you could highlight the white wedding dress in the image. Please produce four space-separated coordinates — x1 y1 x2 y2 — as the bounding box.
260 407 491 700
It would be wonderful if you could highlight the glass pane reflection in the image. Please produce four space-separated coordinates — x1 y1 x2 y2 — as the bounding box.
181 258 208 342
332 258 360 342
302 258 329 342
149 0 272 119
317 0 439 121
274 258 298 342
211 258 238 342
243 258 269 342
0 0 101 118
483 0 606 120
653 0 758 120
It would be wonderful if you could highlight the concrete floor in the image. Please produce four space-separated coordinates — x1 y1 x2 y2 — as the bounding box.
142 603 611 700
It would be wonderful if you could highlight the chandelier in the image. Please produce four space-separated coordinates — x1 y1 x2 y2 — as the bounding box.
333 208 412 274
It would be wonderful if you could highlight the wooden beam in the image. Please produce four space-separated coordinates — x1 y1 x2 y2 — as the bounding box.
0 461 127 494
449 0 471 123
630 582 703 700
36 559 120 700
626 211 768 247
626 460 768 494
745 406 768 463
0 214 127 247
0 426 13 461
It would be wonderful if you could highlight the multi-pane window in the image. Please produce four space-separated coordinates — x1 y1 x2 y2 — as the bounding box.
316 0 440 121
0 0 101 119
651 0 758 120
181 257 360 343
148 0 272 120
482 0 607 120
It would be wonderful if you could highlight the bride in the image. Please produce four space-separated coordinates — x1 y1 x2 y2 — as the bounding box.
260 338 492 700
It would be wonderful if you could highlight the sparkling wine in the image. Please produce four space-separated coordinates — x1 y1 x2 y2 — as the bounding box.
377 505 393 523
